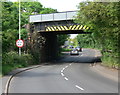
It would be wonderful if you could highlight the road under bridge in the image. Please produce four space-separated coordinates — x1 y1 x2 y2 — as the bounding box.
29 11 92 62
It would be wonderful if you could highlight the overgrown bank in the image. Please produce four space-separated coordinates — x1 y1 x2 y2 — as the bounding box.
76 2 119 69
2 51 34 75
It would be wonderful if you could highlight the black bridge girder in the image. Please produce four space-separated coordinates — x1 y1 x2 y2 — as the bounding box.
38 30 92 34
34 20 75 32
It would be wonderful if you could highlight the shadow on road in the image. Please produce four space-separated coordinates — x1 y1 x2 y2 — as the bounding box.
49 55 101 65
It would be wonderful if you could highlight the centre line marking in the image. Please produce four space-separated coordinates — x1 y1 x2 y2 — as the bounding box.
64 77 68 80
61 69 63 72
63 68 65 70
65 66 68 68
61 73 64 76
75 85 84 91
69 64 72 65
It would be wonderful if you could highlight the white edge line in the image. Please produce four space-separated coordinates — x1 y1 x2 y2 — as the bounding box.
64 77 68 80
4 75 12 93
75 85 84 91
4 65 42 94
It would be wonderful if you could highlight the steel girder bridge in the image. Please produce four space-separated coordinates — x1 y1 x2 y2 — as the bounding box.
29 11 92 62
29 11 91 34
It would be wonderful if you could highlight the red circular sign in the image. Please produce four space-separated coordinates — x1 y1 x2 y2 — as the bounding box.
16 39 24 48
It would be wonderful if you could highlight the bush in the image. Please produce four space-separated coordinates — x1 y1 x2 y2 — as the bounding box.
101 52 119 69
30 51 40 64
2 51 33 75
61 48 71 52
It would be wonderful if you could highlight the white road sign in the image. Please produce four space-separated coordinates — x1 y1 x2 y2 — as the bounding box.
16 39 24 48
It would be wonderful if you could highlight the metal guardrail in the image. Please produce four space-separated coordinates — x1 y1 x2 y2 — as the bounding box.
29 11 77 23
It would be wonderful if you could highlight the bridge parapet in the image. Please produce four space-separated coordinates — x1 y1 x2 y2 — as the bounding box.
29 11 77 23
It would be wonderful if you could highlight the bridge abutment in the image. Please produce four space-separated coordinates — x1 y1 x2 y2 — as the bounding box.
40 33 58 62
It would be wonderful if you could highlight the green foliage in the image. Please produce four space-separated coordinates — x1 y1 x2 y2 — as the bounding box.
40 8 57 14
3 51 33 65
2 1 57 53
21 29 28 40
61 48 71 52
2 1 58 75
77 34 96 48
2 51 33 75
57 34 70 55
2 29 18 53
20 2 43 25
101 52 119 69
56 34 70 56
76 2 119 68
68 37 78 47
57 35 70 46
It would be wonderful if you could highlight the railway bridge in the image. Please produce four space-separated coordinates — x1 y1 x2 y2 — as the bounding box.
29 11 92 62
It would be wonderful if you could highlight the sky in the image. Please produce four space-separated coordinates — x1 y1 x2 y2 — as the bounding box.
10 0 85 38
36 0 83 12
10 0 84 12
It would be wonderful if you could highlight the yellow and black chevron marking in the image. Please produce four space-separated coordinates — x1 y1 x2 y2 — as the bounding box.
45 25 90 31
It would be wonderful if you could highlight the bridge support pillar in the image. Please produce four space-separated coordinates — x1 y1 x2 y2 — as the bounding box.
40 33 58 62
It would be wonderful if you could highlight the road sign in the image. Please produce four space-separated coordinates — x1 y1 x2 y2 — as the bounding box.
16 39 24 48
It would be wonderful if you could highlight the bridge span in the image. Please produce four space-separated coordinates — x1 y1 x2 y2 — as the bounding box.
29 11 92 62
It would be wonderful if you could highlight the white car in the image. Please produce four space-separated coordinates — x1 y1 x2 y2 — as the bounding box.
70 49 79 55
75 46 82 52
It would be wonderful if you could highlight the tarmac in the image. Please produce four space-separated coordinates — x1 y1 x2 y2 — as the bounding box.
90 48 119 82
90 63 118 82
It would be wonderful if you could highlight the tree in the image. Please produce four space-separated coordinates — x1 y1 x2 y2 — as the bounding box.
2 1 58 53
40 8 57 14
68 37 78 47
57 34 70 55
75 2 119 67
2 2 19 53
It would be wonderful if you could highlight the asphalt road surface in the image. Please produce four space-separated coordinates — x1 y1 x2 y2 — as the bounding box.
4 49 118 93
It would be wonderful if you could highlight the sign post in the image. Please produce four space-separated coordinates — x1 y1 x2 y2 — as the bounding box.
19 0 21 56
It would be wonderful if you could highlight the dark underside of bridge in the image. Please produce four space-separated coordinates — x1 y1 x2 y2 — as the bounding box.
38 30 92 63
39 30 92 34
30 19 92 62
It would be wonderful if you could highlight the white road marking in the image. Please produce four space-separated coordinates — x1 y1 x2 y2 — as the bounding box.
61 67 65 72
65 66 68 68
62 68 65 70
61 69 63 72
75 85 84 91
61 70 63 73
64 77 68 80
60 64 85 91
61 73 64 76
